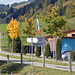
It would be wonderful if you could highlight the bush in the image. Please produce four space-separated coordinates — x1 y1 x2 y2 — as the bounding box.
35 47 41 57
56 38 61 60
1 63 24 73
44 43 51 58
70 51 75 61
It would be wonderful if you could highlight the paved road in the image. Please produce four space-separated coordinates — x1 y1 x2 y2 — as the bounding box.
1 50 75 65
0 56 75 72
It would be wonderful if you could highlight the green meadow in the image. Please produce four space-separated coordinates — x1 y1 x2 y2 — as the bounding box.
0 12 7 15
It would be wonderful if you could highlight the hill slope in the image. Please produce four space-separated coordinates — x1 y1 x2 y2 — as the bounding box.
12 2 30 9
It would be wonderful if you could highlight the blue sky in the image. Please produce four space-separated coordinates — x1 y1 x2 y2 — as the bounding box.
0 0 28 5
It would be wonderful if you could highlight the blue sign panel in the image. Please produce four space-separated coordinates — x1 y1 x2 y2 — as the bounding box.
61 38 75 52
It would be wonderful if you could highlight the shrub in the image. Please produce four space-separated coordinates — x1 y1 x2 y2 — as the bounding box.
70 51 75 61
56 38 61 60
35 47 41 57
44 43 51 58
1 63 24 73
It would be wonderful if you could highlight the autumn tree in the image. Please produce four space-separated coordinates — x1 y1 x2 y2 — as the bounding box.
7 18 21 54
47 4 53 12
42 7 66 58
22 17 35 37
43 7 66 36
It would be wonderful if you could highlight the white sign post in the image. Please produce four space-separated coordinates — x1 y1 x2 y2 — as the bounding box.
27 38 38 68
27 37 47 68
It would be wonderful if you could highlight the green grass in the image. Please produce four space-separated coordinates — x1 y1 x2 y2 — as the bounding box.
63 16 75 30
19 65 75 75
1 61 75 75
0 12 7 15
0 24 8 33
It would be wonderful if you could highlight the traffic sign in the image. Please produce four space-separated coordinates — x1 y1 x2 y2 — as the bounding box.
33 37 47 46
27 38 38 43
36 37 47 42
34 42 46 47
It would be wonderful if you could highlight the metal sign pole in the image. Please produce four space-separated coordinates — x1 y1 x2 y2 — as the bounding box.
42 46 45 68
31 38 33 68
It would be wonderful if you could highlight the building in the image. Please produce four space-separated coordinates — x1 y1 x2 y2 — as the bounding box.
45 29 75 57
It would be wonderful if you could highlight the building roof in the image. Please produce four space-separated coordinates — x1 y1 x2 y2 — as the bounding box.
45 29 75 38
62 37 75 39
63 29 75 34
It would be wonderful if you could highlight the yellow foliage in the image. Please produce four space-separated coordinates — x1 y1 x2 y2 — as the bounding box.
7 18 21 39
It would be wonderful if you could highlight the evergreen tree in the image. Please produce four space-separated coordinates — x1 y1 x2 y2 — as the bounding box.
22 45 27 55
56 38 61 60
44 43 51 58
35 47 41 57
13 36 21 53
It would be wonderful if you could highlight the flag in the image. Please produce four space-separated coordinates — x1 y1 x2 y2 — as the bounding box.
36 19 40 34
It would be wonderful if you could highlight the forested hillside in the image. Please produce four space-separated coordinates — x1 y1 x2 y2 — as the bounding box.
0 0 75 25
11 0 58 19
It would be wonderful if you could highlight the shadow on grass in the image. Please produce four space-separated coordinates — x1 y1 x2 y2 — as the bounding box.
0 60 7 66
0 62 29 74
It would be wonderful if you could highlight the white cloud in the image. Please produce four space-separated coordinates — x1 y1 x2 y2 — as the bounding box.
0 0 28 5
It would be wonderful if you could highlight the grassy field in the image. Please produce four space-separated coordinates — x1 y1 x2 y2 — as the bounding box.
19 65 75 75
0 12 7 15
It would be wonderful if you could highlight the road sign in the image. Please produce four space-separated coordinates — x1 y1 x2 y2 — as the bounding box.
27 38 38 43
34 42 46 46
36 37 47 42
33 37 47 46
